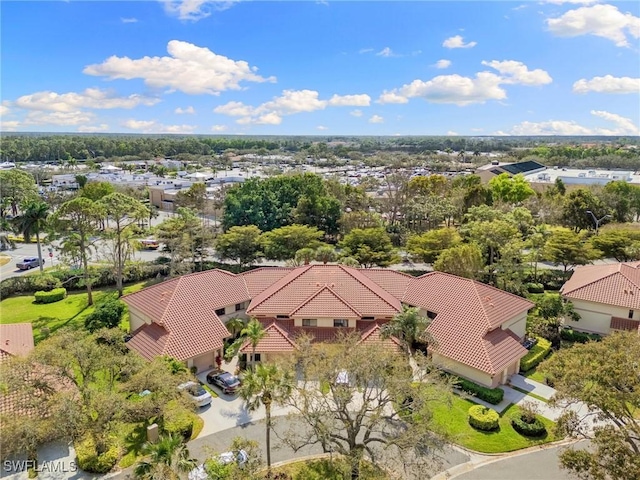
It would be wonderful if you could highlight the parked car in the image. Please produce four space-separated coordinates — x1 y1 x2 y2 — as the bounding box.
16 257 44 270
206 371 241 395
188 450 248 480
177 381 213 407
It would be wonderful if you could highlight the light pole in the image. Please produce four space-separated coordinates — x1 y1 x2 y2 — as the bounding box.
586 210 612 234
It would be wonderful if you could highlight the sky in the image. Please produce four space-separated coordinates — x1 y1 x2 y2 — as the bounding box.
1 0 639 136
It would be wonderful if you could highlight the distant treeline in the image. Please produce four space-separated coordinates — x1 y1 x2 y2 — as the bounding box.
0 134 638 165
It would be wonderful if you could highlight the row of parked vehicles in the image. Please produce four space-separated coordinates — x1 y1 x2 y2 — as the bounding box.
177 370 242 408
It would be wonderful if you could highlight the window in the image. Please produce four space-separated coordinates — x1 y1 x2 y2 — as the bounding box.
302 319 317 327
253 353 261 362
235 303 244 312
334 319 348 328
276 315 289 319
215 308 225 316
630 310 634 319
426 311 437 320
361 316 375 321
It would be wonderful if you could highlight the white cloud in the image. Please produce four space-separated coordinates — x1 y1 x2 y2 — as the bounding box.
573 75 640 94
0 120 20 131
434 59 452 69
13 88 159 112
547 4 640 47
377 47 395 57
377 90 409 104
369 115 384 124
121 17 138 23
216 89 369 125
0 105 9 116
443 35 477 49
162 0 239 22
211 124 228 132
378 60 552 106
327 94 371 107
175 106 196 114
446 131 458 136
350 109 363 117
359 48 374 54
24 111 95 126
481 60 552 85
504 110 639 135
84 40 276 95
78 124 109 133
123 118 197 133
316 125 328 131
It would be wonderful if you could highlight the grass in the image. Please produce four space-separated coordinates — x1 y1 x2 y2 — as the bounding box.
522 365 550 384
0 279 157 343
200 382 219 398
270 457 389 480
429 393 557 453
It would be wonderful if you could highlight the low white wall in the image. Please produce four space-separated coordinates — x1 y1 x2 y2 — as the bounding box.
565 298 635 335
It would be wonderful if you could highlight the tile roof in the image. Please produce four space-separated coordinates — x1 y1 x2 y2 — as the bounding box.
404 271 533 375
0 323 35 358
126 323 170 360
239 322 297 353
357 323 403 351
561 262 640 310
247 265 402 318
610 316 640 332
123 265 532 375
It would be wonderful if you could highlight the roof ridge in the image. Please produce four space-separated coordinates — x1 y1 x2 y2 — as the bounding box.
562 269 620 295
470 278 492 333
289 285 362 317
619 265 640 290
247 265 313 313
338 265 401 312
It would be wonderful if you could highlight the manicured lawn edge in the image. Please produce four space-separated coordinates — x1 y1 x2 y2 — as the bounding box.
509 386 549 403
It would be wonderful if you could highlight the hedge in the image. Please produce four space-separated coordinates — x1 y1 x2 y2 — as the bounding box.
33 288 67 304
468 405 499 431
511 411 547 437
525 282 544 294
163 400 197 440
75 435 121 474
560 329 602 344
520 337 552 372
456 377 504 405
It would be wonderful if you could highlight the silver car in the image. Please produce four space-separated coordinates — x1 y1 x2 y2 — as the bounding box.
177 381 213 408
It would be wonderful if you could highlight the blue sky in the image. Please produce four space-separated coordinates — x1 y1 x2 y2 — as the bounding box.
1 0 639 136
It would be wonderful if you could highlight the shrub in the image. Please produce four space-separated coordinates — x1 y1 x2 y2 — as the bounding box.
520 337 552 372
163 400 196 440
30 274 62 292
84 298 126 332
560 329 602 344
468 405 499 431
456 378 504 405
526 282 545 294
33 288 67 304
75 435 121 474
510 410 547 437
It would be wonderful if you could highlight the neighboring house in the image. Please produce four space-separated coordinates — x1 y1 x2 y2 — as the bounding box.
0 323 35 416
122 265 533 387
561 261 640 335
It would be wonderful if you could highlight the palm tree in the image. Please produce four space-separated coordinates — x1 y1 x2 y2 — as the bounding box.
381 306 431 356
13 200 49 273
225 317 246 339
239 363 293 471
315 245 337 264
134 434 198 480
241 318 266 370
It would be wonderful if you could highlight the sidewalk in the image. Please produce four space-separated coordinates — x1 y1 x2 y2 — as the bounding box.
508 374 555 400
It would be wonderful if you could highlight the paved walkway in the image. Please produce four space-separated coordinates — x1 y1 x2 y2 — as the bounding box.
509 374 555 400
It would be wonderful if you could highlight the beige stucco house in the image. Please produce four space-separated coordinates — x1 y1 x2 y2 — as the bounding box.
561 261 640 335
123 265 533 387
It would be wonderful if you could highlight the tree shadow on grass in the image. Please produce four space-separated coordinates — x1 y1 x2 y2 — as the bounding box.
32 304 92 343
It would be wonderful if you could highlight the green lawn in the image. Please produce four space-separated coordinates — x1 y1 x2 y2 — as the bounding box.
429 394 557 453
522 365 550 384
270 458 389 480
0 280 155 342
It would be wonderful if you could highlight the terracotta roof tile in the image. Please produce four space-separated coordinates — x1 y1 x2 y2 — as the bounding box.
241 267 294 297
610 316 640 332
289 286 361 319
239 322 297 353
126 323 170 360
0 323 34 358
357 323 403 351
562 262 640 310
359 269 413 299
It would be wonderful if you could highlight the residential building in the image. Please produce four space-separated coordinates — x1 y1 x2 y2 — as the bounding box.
122 265 533 387
561 261 640 335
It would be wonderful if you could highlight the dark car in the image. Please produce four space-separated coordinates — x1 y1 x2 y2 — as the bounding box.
206 371 241 394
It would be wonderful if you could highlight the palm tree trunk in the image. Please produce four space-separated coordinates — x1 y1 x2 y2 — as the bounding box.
81 237 93 306
266 405 272 469
36 231 43 273
251 345 256 371
117 228 123 297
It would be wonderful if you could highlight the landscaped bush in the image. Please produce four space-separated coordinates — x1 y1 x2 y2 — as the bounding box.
456 377 504 405
468 405 499 431
520 337 552 372
33 288 67 304
525 282 545 294
560 329 602 344
162 400 196 440
84 298 126 332
510 411 547 437
75 435 121 474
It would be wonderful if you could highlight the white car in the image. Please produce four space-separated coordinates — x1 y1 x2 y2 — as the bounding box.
177 381 212 408
188 450 248 480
